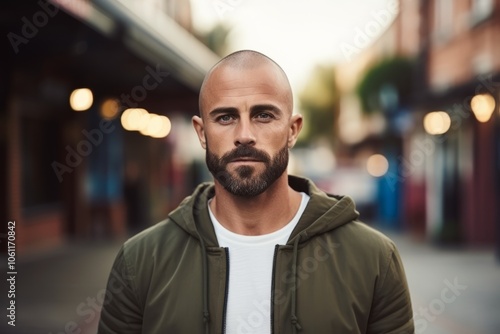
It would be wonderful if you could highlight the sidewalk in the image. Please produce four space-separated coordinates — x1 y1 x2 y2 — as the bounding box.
388 232 500 334
1 231 499 333
0 238 124 334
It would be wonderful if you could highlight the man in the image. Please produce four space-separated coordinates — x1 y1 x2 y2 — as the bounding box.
98 50 414 334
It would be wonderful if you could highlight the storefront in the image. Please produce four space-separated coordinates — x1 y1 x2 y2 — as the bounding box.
1 0 219 253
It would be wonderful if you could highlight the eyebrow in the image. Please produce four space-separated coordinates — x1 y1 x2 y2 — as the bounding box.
208 107 238 119
208 104 283 118
250 104 282 117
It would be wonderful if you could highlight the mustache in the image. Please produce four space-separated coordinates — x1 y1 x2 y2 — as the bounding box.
220 145 271 164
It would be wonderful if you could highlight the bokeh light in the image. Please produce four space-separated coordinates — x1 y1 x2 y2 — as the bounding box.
470 93 496 123
423 111 451 135
366 154 389 177
121 108 171 138
100 98 120 119
121 108 148 131
69 88 93 111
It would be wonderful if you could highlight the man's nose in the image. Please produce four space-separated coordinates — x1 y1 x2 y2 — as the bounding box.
234 118 256 146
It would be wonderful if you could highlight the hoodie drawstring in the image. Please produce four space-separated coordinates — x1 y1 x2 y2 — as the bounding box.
291 234 303 333
198 233 211 334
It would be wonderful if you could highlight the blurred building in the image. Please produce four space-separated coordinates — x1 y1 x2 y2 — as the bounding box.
414 0 500 246
336 0 500 247
1 0 219 253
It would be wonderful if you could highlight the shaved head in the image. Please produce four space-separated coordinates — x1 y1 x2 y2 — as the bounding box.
199 50 293 116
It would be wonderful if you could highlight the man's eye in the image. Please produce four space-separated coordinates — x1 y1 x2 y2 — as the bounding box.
217 115 234 123
256 113 273 120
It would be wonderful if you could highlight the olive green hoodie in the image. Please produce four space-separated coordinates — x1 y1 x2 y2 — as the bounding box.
98 176 414 334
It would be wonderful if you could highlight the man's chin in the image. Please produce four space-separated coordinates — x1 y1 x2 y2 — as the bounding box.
214 170 268 197
234 165 257 179
224 181 268 198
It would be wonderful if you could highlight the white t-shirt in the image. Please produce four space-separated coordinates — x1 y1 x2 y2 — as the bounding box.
209 192 310 334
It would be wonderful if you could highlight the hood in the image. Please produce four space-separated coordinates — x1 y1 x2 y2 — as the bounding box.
287 175 359 244
168 175 359 247
168 181 219 246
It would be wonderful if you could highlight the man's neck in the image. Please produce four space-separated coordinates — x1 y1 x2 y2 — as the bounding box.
209 175 302 236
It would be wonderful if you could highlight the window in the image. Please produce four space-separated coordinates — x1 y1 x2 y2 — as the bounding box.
470 0 494 26
21 118 60 209
434 0 453 43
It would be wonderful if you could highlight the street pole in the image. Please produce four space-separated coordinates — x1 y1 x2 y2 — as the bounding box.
495 105 500 262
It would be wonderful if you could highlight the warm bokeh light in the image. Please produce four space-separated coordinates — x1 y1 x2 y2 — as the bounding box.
121 108 171 138
151 116 172 138
69 88 93 111
366 154 389 177
120 108 132 130
121 108 148 131
140 114 162 136
470 93 496 123
423 111 451 135
100 98 120 119
137 111 152 132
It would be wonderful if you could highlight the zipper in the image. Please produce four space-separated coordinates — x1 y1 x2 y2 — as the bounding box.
221 247 230 334
270 245 279 334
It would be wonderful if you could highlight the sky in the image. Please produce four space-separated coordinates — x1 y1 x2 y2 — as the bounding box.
190 0 399 94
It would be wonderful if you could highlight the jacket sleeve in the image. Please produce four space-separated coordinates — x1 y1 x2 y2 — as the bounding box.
98 246 143 334
367 243 414 334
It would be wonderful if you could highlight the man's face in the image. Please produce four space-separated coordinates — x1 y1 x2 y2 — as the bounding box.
193 62 302 197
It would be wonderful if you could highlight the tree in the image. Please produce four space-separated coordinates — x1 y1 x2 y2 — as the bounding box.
298 64 339 145
356 57 414 114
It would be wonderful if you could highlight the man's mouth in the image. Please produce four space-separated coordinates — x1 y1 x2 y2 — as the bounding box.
231 157 261 163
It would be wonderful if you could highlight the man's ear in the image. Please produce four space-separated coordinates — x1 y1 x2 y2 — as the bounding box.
192 115 206 149
288 114 303 148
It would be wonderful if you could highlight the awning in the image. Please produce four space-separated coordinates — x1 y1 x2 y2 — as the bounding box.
52 0 220 90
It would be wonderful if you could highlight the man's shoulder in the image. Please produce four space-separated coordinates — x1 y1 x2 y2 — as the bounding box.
317 221 402 278
122 217 190 256
333 220 398 254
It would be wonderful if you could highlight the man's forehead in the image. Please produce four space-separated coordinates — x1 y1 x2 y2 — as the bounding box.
199 51 293 115
209 60 281 81
205 64 282 91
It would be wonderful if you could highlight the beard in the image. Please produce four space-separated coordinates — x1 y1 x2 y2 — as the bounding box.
206 142 289 197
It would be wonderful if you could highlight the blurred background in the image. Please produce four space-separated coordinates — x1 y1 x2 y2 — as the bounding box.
1 0 499 333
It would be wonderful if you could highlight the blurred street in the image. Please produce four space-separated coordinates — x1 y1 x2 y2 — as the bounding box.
389 232 500 334
1 228 499 334
2 0 500 333
0 238 125 334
